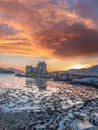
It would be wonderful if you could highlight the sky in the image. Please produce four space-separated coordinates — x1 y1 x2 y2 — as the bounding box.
0 0 98 71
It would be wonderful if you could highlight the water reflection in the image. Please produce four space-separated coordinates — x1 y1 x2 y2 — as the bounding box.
0 74 98 112
26 78 37 87
37 78 46 90
26 78 46 90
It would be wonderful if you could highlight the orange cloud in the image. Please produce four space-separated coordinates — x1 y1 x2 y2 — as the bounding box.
0 0 98 61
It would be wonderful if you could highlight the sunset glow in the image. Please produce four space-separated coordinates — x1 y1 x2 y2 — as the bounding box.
0 0 98 71
68 65 87 70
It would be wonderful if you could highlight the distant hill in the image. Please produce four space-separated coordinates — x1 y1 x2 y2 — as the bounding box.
0 67 24 74
86 65 98 73
65 68 86 74
7 68 24 73
0 68 14 73
65 65 98 76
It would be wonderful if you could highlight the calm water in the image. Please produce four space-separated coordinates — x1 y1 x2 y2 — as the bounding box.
0 73 98 112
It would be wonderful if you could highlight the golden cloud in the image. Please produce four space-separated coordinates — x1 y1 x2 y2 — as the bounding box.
0 0 98 60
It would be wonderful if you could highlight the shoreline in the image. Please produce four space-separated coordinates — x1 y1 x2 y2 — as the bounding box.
15 73 98 88
0 98 98 130
0 74 98 130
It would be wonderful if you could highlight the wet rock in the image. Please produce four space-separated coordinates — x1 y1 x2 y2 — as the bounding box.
93 117 98 126
12 125 26 130
67 113 74 119
31 127 37 130
79 113 88 121
73 112 80 118
25 126 31 130
69 122 79 130
77 104 84 109
81 128 95 130
49 123 58 130
90 113 98 126
67 99 74 106
35 125 47 130
28 122 37 129
0 82 98 130
93 113 98 126
57 126 65 130
73 108 79 112
95 126 98 130
78 121 94 130
59 117 71 127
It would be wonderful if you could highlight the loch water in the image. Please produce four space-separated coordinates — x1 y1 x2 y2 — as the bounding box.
0 73 98 112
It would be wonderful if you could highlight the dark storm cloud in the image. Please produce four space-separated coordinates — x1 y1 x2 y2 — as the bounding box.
0 0 98 58
39 22 98 58
74 0 98 19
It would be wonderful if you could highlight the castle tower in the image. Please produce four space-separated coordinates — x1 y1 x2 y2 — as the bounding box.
26 66 33 74
37 61 47 74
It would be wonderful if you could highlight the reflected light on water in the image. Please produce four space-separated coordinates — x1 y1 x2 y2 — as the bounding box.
0 73 98 112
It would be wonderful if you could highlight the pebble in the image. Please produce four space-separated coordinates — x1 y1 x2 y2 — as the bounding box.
0 98 98 130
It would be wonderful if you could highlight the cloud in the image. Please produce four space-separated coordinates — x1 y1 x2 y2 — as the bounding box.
0 23 19 38
0 0 98 60
74 0 98 20
38 22 98 59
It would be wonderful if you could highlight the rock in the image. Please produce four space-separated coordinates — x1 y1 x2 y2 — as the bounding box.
90 112 98 126
59 119 79 130
93 113 98 126
49 123 58 129
80 128 95 130
95 126 98 130
67 100 74 106
59 117 71 127
93 117 98 126
48 118 54 124
57 126 65 130
73 108 79 112
13 126 26 130
77 104 84 109
69 122 79 130
25 126 30 130
73 112 80 118
28 121 41 129
59 118 66 127
67 113 74 119
65 119 72 128
78 121 94 130
79 113 89 121
31 127 37 130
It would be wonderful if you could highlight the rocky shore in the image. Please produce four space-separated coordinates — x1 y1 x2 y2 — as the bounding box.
71 78 98 87
0 98 98 130
0 75 98 130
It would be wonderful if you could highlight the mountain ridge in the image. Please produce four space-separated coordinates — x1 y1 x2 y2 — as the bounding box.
65 65 98 75
0 67 24 73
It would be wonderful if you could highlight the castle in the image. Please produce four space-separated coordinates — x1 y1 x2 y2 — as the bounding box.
26 61 47 74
